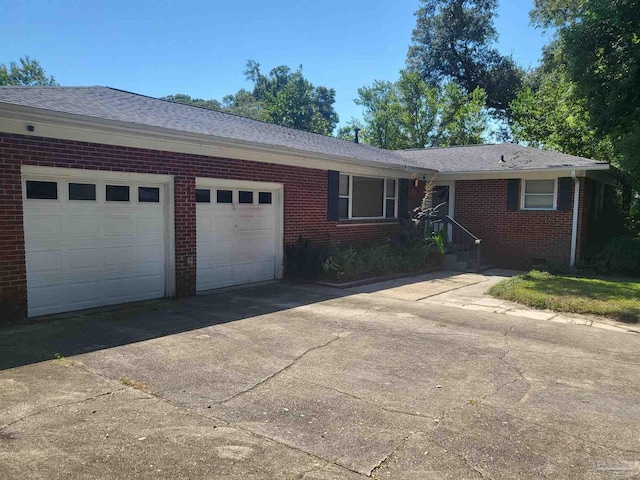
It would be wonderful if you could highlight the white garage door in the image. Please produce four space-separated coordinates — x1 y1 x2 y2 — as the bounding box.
22 171 169 317
196 180 281 291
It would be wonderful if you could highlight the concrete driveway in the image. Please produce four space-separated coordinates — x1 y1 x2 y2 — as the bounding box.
1 272 640 479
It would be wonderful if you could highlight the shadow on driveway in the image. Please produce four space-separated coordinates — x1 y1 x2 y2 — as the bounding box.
0 270 499 371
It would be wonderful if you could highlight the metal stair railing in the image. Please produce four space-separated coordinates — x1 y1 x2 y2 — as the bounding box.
433 215 482 272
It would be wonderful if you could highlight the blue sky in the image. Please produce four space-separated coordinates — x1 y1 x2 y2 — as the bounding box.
2 0 552 128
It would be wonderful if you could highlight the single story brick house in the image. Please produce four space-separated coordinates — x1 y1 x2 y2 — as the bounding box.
0 87 620 321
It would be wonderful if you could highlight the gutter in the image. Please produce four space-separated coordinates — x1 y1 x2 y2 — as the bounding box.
570 170 581 268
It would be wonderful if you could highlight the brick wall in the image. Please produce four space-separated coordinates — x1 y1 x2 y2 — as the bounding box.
0 133 399 321
453 179 578 269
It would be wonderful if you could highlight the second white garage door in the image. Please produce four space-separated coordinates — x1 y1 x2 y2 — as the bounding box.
196 180 282 291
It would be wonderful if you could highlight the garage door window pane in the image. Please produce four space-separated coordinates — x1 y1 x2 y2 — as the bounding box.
106 185 130 202
26 181 57 200
138 187 160 203
239 191 254 204
69 183 96 201
259 192 272 204
196 189 211 203
352 176 383 217
217 190 232 203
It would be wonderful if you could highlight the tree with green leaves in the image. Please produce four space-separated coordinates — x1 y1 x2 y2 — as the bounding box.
164 61 339 136
0 56 57 86
529 0 640 187
353 70 487 149
509 41 616 161
406 0 523 114
163 94 222 110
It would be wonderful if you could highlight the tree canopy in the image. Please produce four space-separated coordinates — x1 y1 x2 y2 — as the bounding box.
0 56 57 86
526 0 640 187
349 70 487 150
509 40 616 162
164 61 339 136
406 0 523 114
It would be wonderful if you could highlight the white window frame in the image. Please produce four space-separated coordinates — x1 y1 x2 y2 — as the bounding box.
339 174 398 220
521 179 558 211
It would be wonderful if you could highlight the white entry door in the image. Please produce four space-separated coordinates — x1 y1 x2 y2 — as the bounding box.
196 180 282 291
22 170 170 317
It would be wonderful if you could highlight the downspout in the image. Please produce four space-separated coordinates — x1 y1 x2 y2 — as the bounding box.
570 170 580 268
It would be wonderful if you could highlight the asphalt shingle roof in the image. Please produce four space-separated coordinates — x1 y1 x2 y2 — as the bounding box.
0 86 417 169
398 143 609 172
0 86 609 174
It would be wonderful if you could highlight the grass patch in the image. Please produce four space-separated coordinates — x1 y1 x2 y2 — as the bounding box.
489 270 640 323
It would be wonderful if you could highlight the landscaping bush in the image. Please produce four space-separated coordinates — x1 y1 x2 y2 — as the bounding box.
320 239 433 282
284 236 327 280
602 236 640 275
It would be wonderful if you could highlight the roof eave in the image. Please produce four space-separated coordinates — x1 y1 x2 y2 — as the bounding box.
0 102 436 177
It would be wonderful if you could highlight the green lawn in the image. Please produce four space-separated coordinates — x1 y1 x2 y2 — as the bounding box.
489 270 640 323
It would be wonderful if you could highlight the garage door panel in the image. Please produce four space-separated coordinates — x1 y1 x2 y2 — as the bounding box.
104 246 136 270
135 214 165 236
25 215 62 239
214 240 238 265
64 248 102 272
27 250 63 275
212 214 235 233
64 215 101 237
28 285 65 316
104 216 133 236
65 280 103 305
23 175 167 316
135 244 165 267
196 184 279 292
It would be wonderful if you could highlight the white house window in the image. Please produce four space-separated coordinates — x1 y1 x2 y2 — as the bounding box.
339 174 397 219
522 179 557 210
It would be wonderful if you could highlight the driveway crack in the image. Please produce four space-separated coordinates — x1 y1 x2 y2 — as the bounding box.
216 334 344 404
369 432 415 478
0 388 125 431
295 377 440 422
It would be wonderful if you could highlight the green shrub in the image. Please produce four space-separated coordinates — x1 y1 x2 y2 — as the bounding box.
320 240 433 282
603 236 640 275
284 237 327 279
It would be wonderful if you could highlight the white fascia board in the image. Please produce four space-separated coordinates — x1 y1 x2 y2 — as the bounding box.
435 165 609 181
0 104 435 179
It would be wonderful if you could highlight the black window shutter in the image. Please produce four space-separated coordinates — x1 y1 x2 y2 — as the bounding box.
327 170 340 221
398 179 410 219
557 177 573 211
507 179 520 211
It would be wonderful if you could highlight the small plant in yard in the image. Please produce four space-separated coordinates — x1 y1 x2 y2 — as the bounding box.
490 270 640 323
119 377 152 393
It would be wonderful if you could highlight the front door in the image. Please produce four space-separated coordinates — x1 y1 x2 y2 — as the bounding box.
432 185 452 241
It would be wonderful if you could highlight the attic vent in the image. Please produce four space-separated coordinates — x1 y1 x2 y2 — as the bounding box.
500 155 505 163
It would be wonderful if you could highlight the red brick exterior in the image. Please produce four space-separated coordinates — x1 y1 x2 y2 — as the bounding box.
0 133 399 321
0 132 597 320
453 179 585 269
